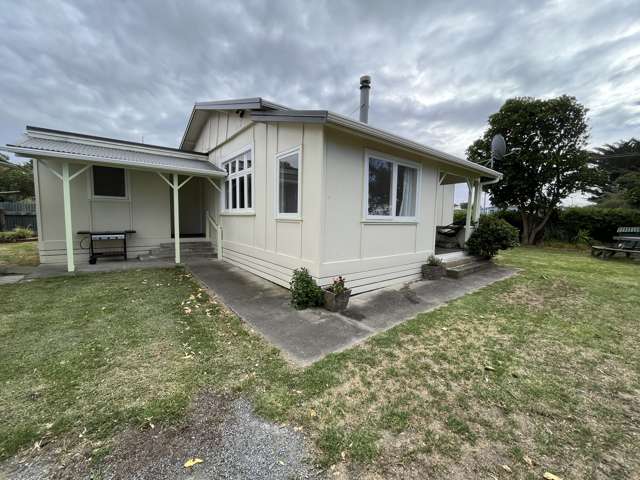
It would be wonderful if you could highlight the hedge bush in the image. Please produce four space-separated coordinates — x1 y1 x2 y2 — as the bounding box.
290 267 323 310
466 216 519 258
482 207 640 244
0 227 35 242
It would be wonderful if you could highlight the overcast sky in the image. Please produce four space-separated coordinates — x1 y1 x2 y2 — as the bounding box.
2 0 639 202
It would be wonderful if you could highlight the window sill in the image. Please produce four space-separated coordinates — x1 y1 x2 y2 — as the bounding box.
361 219 419 225
220 211 256 217
276 217 302 223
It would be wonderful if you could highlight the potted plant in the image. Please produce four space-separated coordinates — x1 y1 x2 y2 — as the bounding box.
323 276 352 312
422 254 445 280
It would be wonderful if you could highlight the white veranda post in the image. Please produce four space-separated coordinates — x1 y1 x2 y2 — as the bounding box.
464 179 474 242
205 177 224 261
157 172 193 264
40 160 91 272
472 178 483 224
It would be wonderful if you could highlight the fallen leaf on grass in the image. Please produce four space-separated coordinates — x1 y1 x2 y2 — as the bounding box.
184 458 204 468
501 464 512 473
543 473 562 480
523 455 533 467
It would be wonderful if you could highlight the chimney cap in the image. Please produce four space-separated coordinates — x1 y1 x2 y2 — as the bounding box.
360 75 371 88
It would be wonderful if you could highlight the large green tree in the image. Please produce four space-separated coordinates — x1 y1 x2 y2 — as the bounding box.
590 138 640 208
467 96 601 245
0 157 35 200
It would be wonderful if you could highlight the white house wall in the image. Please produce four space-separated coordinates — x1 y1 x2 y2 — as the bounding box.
203 121 324 287
35 158 176 264
320 129 458 294
193 111 252 153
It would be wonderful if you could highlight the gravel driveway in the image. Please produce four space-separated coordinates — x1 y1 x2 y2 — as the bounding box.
0 392 323 480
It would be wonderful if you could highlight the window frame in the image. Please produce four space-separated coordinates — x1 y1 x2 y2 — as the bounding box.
220 144 255 215
90 165 129 201
275 145 303 220
362 149 421 222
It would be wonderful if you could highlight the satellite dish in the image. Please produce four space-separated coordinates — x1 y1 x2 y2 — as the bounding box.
491 134 507 161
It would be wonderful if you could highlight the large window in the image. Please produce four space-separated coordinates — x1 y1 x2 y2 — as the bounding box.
276 147 301 218
222 147 253 212
365 151 419 220
92 166 126 198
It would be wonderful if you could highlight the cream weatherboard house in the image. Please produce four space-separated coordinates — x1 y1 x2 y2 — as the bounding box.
4 88 500 294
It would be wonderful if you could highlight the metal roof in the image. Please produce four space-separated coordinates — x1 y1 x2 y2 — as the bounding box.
180 97 290 151
249 110 501 179
4 133 225 177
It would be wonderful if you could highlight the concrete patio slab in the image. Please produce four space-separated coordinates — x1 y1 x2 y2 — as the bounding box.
186 259 517 366
22 257 187 280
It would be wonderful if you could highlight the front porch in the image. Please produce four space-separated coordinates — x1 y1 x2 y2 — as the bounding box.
4 126 227 272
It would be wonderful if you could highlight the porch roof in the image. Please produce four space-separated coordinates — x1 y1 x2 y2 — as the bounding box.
4 127 225 178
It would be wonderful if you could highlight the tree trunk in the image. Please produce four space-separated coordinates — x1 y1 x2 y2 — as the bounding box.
521 213 534 245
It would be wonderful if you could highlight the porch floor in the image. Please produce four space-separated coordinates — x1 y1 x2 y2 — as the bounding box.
186 259 517 366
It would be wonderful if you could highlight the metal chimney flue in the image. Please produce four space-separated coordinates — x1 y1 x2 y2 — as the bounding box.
359 75 371 123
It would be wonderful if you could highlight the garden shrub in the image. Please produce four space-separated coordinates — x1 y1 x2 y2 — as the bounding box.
466 216 519 258
290 267 323 309
549 207 640 243
0 227 34 242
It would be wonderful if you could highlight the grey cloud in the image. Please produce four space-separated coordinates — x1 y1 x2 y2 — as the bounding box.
1 0 639 160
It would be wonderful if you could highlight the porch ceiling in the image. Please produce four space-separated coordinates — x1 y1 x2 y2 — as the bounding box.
4 131 225 178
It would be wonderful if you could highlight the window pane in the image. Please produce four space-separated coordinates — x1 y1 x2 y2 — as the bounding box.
247 173 252 208
231 178 237 209
238 158 245 171
224 180 230 209
239 176 245 208
246 151 252 168
396 165 417 216
93 166 125 197
225 163 230 173
279 153 299 214
230 161 236 174
367 157 392 216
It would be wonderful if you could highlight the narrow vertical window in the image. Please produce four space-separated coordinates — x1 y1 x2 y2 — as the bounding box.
221 146 253 212
277 148 301 217
367 157 392 216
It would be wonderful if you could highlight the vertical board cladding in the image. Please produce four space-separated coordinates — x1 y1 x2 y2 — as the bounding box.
193 111 252 153
209 121 323 287
34 159 176 265
320 128 447 294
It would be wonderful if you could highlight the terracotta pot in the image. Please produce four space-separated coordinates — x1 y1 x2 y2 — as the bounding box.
323 288 352 312
422 264 445 280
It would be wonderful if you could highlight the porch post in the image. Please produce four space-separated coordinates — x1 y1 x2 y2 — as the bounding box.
472 179 483 224
464 179 474 242
61 162 75 272
173 173 180 264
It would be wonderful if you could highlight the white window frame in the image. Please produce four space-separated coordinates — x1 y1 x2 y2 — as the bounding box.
90 165 130 201
275 145 303 220
220 144 254 214
363 149 421 222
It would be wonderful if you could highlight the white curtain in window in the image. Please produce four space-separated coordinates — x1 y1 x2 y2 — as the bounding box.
397 165 416 216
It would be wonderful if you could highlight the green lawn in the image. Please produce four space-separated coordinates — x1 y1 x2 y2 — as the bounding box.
1 248 638 479
0 241 39 267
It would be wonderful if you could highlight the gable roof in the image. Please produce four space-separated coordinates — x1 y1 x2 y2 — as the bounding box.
3 126 225 177
179 97 289 151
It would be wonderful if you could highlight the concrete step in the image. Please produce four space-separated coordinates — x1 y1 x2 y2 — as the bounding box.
445 259 492 279
142 241 215 260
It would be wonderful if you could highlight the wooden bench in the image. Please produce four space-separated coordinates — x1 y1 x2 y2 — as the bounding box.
591 227 640 259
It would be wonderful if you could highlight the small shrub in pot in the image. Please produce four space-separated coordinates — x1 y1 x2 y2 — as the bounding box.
466 216 519 258
422 254 445 280
323 276 352 312
290 268 323 310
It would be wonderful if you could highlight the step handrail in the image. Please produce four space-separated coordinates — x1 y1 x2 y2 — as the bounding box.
205 210 223 260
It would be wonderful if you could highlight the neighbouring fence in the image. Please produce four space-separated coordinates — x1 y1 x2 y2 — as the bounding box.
0 201 37 232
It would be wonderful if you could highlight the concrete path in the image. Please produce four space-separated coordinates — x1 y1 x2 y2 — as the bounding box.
21 258 182 280
186 259 517 366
